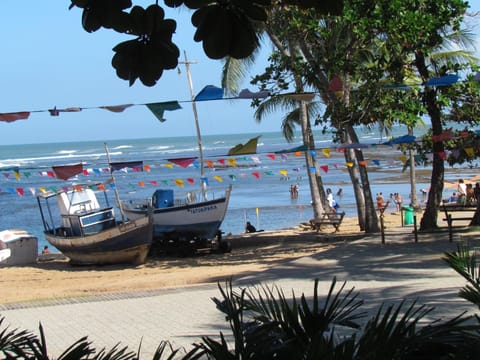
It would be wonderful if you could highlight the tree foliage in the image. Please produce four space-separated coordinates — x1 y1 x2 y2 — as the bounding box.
69 0 343 86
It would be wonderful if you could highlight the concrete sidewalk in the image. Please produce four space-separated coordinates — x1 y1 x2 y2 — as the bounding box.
1 229 478 358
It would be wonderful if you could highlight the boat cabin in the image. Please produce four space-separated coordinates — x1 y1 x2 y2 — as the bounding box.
38 189 116 237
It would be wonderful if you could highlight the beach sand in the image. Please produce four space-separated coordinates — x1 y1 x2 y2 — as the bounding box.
0 211 410 304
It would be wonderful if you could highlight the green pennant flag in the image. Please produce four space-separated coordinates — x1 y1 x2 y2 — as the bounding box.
146 101 182 122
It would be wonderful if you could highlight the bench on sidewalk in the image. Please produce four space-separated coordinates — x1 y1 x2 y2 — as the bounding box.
310 211 346 233
441 203 478 242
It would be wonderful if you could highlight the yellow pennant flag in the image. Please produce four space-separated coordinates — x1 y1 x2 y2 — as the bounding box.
164 163 174 169
227 158 237 167
465 147 475 157
13 171 21 180
321 148 331 158
399 155 408 164
213 175 224 182
39 187 47 194
346 162 354 167
279 169 288 177
175 179 184 187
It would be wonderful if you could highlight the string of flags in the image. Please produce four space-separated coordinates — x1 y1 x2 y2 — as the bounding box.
1 72 473 124
3 132 478 197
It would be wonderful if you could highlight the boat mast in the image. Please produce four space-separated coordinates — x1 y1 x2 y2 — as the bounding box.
179 51 207 198
104 142 126 222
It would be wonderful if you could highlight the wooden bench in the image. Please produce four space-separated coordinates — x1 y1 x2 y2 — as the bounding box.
310 211 346 233
441 203 478 242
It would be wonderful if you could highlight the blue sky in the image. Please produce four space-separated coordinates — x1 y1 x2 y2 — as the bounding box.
0 1 274 145
0 1 479 145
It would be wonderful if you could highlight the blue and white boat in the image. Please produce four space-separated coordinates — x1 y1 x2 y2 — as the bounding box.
122 186 231 242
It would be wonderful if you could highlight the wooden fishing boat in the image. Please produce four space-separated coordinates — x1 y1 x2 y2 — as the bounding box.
37 188 152 266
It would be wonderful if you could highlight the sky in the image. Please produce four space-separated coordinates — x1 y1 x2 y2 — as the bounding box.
0 1 479 146
0 1 275 145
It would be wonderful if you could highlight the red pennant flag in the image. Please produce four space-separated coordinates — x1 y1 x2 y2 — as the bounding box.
252 172 260 179
16 188 24 196
217 159 225 165
52 163 83 180
167 157 197 168
0 112 30 122
267 154 276 160
187 178 195 184
328 76 343 92
82 169 89 176
149 180 158 186
47 171 55 178
320 165 328 173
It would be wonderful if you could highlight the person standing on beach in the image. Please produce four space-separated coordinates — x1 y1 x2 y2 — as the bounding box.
394 193 403 212
376 192 385 209
457 179 467 205
326 188 338 212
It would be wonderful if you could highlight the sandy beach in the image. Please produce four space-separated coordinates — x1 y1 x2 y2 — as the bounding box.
1 211 410 304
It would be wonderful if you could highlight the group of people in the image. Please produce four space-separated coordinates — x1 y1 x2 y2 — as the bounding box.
453 179 480 205
289 184 299 199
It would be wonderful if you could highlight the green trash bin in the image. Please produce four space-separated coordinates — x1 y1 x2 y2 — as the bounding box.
402 206 414 225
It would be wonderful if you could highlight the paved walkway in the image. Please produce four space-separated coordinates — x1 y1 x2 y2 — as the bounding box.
1 229 478 358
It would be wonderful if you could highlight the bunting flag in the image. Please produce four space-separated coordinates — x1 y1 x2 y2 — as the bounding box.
252 172 260 179
275 144 307 153
52 163 83 180
213 175 223 182
48 107 82 116
146 101 182 122
149 180 158 186
237 88 270 99
167 157 197 168
163 163 174 169
279 169 288 177
227 158 237 167
110 161 143 173
267 154 276 160
194 85 224 101
205 160 214 168
229 174 236 181
138 181 145 187
143 165 151 172
322 148 331 157
13 171 21 181
16 188 24 196
100 104 133 112
227 135 261 155
283 92 315 101
217 159 225 165
187 178 195 184
372 159 381 166
346 162 354 167
328 76 343 92
425 74 459 87
358 160 367 167
200 177 208 186
0 111 30 122
320 165 328 173
382 134 416 146
174 179 184 187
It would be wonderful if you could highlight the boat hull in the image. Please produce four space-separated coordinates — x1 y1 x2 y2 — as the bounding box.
124 188 231 241
45 216 152 266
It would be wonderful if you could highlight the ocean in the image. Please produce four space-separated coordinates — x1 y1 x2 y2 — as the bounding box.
0 127 449 253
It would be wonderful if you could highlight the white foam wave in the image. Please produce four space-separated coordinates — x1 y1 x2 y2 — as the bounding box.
112 145 133 150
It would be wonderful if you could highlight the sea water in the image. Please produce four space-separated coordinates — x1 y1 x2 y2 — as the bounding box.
0 127 451 253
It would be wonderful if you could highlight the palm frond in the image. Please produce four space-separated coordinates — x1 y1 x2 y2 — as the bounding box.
0 317 39 359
